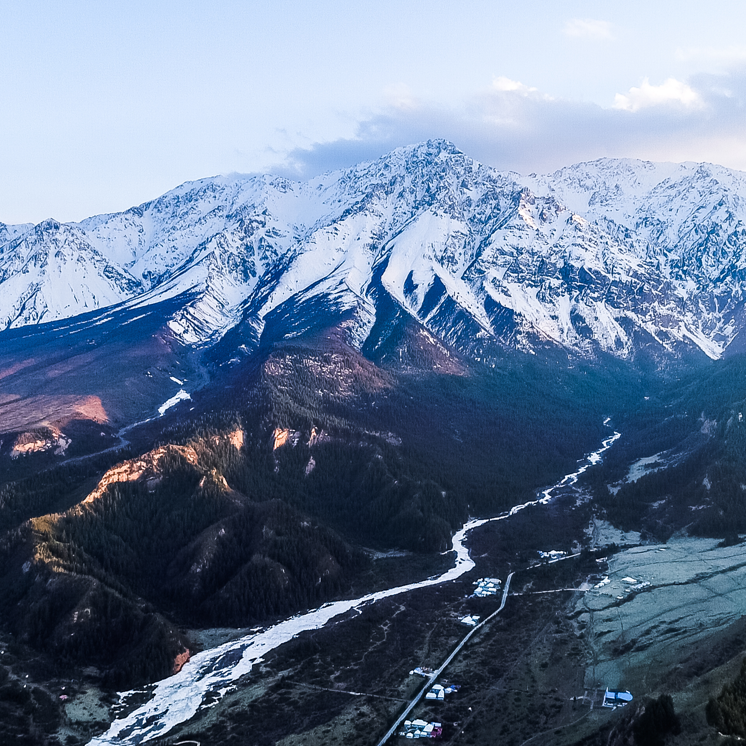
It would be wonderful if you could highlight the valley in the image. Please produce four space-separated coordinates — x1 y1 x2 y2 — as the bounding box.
1 351 744 746
4 142 746 745
101 449 735 746
87 428 619 745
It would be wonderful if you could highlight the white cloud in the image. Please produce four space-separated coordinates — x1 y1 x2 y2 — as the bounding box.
492 76 538 95
676 46 746 69
562 18 612 41
277 71 746 179
383 83 418 111
613 78 703 112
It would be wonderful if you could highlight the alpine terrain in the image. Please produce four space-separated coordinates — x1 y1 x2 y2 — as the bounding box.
3 141 746 745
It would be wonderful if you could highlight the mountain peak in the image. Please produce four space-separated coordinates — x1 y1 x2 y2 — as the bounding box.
409 138 462 157
3 144 746 362
36 218 62 232
374 139 467 171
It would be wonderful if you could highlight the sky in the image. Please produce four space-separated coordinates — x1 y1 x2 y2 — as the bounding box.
3 0 746 223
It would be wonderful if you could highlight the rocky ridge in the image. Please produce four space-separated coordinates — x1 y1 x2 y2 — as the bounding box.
3 141 746 363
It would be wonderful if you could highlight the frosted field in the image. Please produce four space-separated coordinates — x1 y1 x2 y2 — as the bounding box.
579 536 746 691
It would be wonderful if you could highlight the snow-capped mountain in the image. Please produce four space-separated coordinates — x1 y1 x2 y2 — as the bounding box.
4 140 746 363
0 220 142 328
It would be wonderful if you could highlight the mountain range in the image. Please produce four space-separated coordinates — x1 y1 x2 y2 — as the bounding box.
4 139 746 372
6 142 746 744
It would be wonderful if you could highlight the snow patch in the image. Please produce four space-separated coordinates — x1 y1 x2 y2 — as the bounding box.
158 390 191 416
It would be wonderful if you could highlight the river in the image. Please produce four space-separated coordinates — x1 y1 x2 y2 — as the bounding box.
88 426 620 745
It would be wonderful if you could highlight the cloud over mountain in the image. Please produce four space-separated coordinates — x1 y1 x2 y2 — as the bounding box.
280 69 746 177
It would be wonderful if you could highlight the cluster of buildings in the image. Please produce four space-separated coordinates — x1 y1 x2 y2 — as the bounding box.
425 683 460 701
409 666 434 678
398 719 443 739
593 573 652 597
538 550 568 561
621 577 650 591
615 576 651 599
471 577 501 597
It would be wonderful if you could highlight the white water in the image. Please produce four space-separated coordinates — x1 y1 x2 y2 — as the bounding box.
88 428 620 745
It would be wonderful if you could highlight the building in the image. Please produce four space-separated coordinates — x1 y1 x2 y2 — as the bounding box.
398 719 443 739
602 689 633 709
459 615 480 626
472 578 501 597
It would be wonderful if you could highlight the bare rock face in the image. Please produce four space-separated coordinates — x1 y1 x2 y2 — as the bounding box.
227 428 245 451
272 428 300 450
307 427 330 447
198 469 230 491
83 444 200 503
172 648 191 675
10 426 70 459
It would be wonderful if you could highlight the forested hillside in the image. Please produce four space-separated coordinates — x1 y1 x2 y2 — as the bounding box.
585 354 746 541
0 325 640 689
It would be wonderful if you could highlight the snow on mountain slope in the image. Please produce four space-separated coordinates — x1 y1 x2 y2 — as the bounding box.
525 158 680 222
80 175 295 287
4 141 746 363
0 220 142 328
528 158 746 285
0 221 34 248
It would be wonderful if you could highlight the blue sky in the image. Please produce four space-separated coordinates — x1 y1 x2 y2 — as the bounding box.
3 0 746 222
